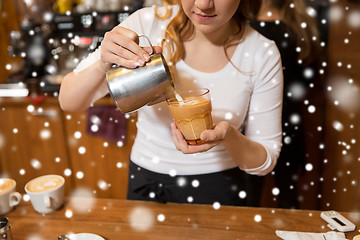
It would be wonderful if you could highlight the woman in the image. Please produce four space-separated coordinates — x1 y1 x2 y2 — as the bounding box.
59 0 283 206
248 0 322 208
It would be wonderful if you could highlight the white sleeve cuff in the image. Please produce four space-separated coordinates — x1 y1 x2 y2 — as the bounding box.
240 147 278 176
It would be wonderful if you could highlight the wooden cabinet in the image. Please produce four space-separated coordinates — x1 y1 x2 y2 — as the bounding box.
0 97 73 195
63 107 137 199
0 0 22 83
0 97 136 199
319 0 360 212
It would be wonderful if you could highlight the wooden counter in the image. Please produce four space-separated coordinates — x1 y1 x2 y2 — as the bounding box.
6 197 360 239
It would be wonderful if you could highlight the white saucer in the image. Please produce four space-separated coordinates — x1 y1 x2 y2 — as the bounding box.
70 233 105 240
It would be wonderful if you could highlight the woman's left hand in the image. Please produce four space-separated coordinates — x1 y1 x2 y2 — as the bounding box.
170 121 232 154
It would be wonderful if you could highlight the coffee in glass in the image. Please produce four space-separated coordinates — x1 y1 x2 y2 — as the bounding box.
167 88 213 145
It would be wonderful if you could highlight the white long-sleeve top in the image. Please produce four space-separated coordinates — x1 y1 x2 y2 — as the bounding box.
74 6 283 176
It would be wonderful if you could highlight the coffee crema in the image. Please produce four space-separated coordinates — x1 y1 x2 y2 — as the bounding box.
26 176 64 193
0 179 15 194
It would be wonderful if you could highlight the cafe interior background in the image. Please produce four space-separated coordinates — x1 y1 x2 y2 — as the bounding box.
0 0 359 213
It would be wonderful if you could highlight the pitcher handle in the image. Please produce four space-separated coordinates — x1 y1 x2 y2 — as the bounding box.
138 34 154 55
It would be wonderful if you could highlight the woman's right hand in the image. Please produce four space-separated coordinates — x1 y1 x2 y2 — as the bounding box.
99 26 162 72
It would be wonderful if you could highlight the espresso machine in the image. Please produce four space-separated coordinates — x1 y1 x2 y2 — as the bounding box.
43 10 135 94
7 0 144 95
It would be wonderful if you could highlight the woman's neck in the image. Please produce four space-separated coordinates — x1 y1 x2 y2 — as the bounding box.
182 22 242 73
191 18 241 46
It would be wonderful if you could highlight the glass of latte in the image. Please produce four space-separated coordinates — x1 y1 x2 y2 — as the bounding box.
167 88 213 145
0 178 21 215
25 175 65 214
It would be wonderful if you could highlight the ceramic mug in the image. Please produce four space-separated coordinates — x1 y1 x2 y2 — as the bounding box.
0 178 21 215
25 175 65 214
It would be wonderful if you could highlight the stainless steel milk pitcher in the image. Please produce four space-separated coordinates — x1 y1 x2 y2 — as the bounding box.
106 35 174 113
0 217 12 240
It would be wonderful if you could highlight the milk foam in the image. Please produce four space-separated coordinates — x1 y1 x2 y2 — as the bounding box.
27 176 64 193
175 92 183 102
0 179 15 194
173 91 202 106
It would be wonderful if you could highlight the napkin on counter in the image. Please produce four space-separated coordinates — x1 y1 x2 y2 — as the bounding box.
276 230 348 240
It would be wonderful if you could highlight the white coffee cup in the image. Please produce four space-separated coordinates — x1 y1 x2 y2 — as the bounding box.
25 175 65 214
0 178 21 215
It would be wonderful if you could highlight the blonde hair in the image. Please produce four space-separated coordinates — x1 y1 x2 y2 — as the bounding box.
156 0 261 74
